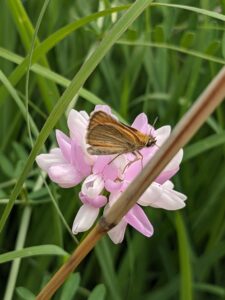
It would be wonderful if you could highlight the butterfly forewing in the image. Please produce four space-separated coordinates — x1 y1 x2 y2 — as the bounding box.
86 111 154 155
88 111 118 130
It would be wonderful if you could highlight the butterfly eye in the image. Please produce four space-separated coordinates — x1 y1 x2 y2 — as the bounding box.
146 137 157 147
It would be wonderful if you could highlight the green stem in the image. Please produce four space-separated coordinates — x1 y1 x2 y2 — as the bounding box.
175 212 193 300
3 206 32 300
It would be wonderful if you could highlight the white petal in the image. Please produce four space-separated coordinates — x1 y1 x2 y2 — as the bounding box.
107 219 127 244
163 149 183 173
138 181 187 210
81 174 104 198
155 126 171 146
36 148 66 172
68 109 95 164
72 204 99 234
48 164 83 188
67 109 88 142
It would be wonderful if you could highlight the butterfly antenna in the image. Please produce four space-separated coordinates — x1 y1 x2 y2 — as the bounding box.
149 116 158 137
152 116 158 128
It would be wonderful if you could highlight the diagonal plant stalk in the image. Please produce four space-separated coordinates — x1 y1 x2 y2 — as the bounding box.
36 67 225 300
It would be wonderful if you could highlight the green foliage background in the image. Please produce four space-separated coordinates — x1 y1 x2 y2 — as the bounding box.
0 0 225 299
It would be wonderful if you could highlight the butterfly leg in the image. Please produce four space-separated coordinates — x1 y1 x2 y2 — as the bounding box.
121 151 142 174
107 153 123 165
136 150 144 169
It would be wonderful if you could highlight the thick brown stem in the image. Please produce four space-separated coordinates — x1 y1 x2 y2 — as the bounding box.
36 224 106 300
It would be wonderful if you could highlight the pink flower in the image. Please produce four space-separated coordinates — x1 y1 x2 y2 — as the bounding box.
72 174 107 234
106 192 154 244
36 105 187 244
36 109 97 187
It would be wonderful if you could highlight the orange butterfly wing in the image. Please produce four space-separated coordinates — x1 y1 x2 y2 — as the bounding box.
86 111 149 155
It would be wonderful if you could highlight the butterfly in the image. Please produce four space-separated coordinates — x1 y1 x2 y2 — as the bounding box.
86 111 156 161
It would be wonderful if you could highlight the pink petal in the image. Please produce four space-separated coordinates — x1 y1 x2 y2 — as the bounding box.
36 148 66 172
71 141 91 177
131 113 149 134
124 160 142 181
156 168 179 184
104 179 125 193
93 156 112 174
79 192 107 208
81 174 104 198
56 130 71 162
94 105 112 114
72 204 99 234
102 162 119 181
93 155 127 181
107 219 127 244
67 109 88 143
93 156 118 180
156 149 183 183
48 164 83 188
125 204 154 237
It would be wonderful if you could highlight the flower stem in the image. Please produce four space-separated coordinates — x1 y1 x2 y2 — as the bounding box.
36 224 106 300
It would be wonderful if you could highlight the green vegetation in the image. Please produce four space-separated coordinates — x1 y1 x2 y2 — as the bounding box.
0 0 225 299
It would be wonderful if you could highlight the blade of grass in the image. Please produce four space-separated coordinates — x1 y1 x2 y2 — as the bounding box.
0 47 107 106
0 5 129 107
95 238 122 300
194 283 225 297
152 2 225 21
183 132 225 161
3 206 32 300
0 70 39 138
117 40 225 65
0 245 68 264
175 212 193 300
6 0 59 111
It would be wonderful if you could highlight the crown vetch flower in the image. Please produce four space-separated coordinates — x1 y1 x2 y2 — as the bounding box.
36 105 187 244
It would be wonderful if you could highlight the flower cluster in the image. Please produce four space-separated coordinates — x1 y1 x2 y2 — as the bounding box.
36 105 187 243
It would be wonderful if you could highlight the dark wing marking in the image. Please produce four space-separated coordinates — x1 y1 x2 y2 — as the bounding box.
87 124 139 155
88 111 118 130
86 111 154 156
87 145 126 155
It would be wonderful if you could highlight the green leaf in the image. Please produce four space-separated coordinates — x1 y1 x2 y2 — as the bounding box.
60 273 80 300
0 245 68 264
183 132 225 161
0 152 14 178
117 40 225 65
153 25 165 43
95 238 122 300
152 2 225 21
222 31 225 59
175 213 193 300
0 5 129 107
16 287 35 300
205 41 220 56
194 283 225 297
88 284 106 300
180 32 195 49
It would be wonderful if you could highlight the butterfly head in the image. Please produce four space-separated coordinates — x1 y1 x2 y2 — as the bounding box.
146 136 157 147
